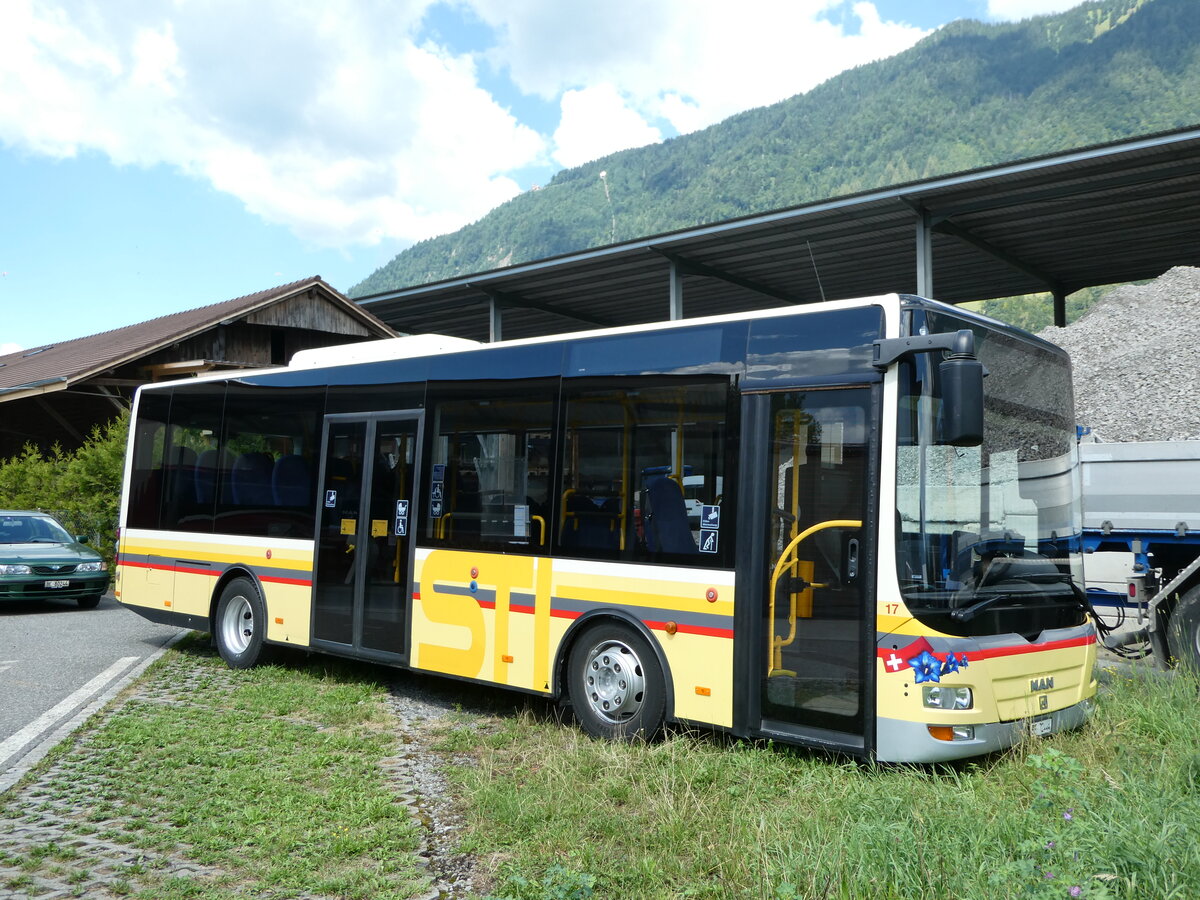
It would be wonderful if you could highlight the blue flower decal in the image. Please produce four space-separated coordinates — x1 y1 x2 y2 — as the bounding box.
939 652 966 675
908 650 942 683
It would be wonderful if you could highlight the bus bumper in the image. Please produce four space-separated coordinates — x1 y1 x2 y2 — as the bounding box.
874 696 1094 764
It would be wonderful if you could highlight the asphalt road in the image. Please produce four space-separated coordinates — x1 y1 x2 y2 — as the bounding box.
0 593 182 788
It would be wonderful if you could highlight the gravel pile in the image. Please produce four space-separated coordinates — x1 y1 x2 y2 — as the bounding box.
1037 266 1200 442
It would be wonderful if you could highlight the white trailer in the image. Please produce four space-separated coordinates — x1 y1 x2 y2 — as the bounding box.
1080 440 1200 666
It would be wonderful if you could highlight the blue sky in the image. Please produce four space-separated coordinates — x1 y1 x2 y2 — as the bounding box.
0 0 1083 352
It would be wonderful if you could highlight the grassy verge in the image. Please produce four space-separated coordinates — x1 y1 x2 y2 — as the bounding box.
438 664 1200 900
0 638 428 899
5 643 1198 900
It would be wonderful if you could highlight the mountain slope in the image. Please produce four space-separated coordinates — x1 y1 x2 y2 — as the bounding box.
349 0 1199 298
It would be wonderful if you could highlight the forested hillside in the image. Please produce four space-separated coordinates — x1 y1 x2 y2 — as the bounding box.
349 0 1199 298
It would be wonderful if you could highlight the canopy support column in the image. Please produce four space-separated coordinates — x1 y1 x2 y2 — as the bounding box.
669 259 684 320
489 296 503 342
916 207 934 298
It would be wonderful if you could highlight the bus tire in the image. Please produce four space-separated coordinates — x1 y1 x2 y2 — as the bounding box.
1168 585 1200 671
215 577 267 669
568 623 666 741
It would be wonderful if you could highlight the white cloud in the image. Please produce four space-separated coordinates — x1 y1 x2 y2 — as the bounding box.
0 0 940 251
986 0 1084 20
0 343 21 355
467 0 932 136
0 0 545 248
552 85 661 167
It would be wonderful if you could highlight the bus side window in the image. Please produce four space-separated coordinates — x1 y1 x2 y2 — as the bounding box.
160 382 226 533
559 378 733 566
425 382 555 552
271 454 313 507
206 383 324 538
127 390 172 530
643 475 697 554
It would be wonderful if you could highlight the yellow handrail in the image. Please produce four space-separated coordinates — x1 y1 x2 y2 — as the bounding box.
560 488 576 532
768 519 862 675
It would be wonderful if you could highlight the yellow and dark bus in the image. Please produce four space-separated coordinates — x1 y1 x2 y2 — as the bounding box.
116 293 1096 763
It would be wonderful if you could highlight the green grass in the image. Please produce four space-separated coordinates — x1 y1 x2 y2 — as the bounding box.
0 640 428 900
439 664 1200 900
6 643 1198 900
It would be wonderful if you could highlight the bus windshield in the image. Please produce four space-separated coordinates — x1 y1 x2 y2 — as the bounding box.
895 308 1086 638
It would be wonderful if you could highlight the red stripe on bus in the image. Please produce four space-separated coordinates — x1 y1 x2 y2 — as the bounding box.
118 559 310 586
970 634 1095 660
175 565 218 577
876 633 1094 663
547 608 731 637
471 600 539 614
645 620 734 639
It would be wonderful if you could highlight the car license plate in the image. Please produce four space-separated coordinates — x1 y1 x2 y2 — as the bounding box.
44 579 70 589
1031 715 1053 737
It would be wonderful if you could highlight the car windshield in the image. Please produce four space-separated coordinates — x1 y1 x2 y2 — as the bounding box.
0 514 73 544
894 308 1086 638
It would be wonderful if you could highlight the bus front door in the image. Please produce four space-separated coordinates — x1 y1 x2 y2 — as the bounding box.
759 388 871 748
312 412 422 661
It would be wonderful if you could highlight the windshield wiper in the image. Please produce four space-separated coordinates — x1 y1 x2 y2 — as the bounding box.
950 593 1015 623
987 571 1073 586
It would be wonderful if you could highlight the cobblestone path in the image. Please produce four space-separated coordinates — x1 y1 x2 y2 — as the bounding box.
0 650 479 900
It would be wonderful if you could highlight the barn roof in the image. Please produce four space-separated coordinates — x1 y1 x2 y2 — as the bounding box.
0 277 393 402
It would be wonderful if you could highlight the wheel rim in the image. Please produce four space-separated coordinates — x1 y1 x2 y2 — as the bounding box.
582 638 646 725
219 593 254 655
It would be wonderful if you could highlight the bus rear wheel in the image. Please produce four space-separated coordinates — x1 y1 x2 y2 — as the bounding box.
215 577 267 669
1168 585 1200 672
568 623 665 741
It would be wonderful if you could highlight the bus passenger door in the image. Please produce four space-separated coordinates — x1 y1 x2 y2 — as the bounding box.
758 388 872 747
312 412 422 661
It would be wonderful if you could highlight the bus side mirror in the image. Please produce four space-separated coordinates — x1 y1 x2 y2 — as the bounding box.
939 355 984 447
872 329 985 448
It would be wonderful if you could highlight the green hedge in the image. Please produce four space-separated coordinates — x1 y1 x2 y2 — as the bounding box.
0 412 128 567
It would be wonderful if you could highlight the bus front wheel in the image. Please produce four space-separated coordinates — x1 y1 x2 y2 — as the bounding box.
1168 585 1200 672
568 623 665 741
215 577 267 669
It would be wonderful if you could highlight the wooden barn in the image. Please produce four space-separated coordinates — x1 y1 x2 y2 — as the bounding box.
0 277 397 458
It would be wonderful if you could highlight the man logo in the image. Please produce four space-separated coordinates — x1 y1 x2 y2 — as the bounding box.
1039 695 1049 710
1030 676 1054 692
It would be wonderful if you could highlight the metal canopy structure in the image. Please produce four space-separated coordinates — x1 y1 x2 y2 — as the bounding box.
359 126 1200 343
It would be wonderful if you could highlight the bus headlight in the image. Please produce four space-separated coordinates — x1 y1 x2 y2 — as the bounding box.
928 724 976 741
923 685 973 710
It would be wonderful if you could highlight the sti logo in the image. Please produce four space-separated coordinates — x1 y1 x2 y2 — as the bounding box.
1030 676 1055 692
